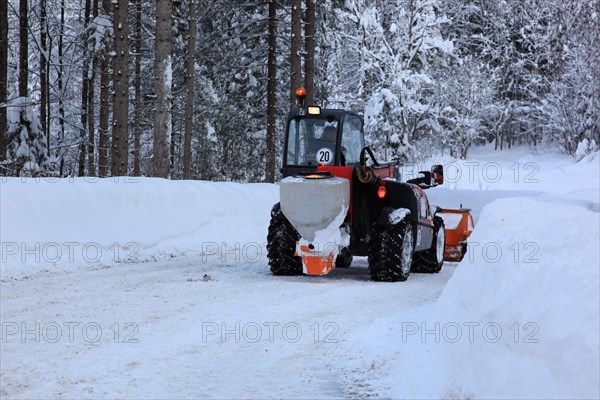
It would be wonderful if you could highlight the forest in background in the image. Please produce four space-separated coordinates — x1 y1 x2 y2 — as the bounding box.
0 0 598 180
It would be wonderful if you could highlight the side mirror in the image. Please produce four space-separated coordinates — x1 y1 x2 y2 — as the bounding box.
418 171 432 183
431 164 444 185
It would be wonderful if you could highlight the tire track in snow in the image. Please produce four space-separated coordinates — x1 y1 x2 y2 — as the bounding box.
1 256 455 399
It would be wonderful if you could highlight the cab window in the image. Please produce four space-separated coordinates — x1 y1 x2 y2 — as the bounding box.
341 115 364 165
287 118 339 166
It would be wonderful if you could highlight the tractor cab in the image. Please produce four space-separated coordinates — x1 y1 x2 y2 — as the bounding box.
282 108 364 177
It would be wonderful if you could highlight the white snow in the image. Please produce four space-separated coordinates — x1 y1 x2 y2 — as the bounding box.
436 212 462 229
352 192 600 399
0 148 598 398
310 204 350 255
388 207 410 225
342 148 600 399
576 138 598 161
428 196 599 399
206 120 217 142
90 15 113 53
0 178 277 280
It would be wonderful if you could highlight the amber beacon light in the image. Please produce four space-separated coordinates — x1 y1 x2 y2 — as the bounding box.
295 87 307 99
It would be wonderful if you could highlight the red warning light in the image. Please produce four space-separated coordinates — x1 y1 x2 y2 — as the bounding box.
295 87 307 99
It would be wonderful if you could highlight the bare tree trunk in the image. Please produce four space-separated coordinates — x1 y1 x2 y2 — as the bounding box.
78 0 91 176
87 76 95 175
19 0 28 97
265 0 277 183
289 0 302 108
0 0 7 165
304 0 314 106
495 130 499 150
132 0 142 176
98 0 110 177
46 26 52 152
169 122 176 175
87 0 99 176
153 0 173 178
182 0 196 179
111 0 129 176
57 0 65 174
40 0 48 147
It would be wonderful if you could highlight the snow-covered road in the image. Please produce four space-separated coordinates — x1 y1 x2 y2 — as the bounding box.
2 148 598 398
1 257 456 399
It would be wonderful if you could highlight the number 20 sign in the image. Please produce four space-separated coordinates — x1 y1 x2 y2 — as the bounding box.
316 148 333 164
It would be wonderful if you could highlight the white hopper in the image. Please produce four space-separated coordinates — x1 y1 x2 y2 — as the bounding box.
280 175 350 242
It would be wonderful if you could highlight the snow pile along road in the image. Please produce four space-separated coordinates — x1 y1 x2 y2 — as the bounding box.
0 178 278 279
428 196 600 398
345 151 600 399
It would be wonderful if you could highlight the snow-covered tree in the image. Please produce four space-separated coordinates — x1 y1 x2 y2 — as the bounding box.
6 97 50 175
328 0 453 162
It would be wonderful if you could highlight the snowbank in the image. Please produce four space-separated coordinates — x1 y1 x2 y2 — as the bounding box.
342 195 599 399
403 146 599 201
343 152 600 399
427 196 600 399
0 177 278 279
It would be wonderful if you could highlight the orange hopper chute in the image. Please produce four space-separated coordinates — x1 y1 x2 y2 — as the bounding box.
437 208 475 262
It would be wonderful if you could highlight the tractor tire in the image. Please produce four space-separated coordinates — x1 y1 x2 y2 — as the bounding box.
335 248 353 268
460 242 468 261
267 203 303 276
412 216 445 273
368 220 414 282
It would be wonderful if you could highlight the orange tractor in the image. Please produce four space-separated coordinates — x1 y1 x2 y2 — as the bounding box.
267 89 474 281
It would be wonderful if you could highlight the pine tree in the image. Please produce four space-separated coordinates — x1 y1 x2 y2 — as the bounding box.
98 0 111 177
153 0 173 178
132 0 142 176
111 0 129 176
182 0 197 179
304 0 315 105
0 0 7 169
290 0 302 107
266 0 277 183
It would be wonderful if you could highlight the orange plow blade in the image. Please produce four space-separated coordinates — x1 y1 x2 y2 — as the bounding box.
437 208 475 262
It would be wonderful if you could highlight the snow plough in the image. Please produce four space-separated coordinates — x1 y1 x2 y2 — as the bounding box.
436 208 475 262
267 88 474 281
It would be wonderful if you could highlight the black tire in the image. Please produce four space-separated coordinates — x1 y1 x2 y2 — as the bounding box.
368 220 414 282
267 203 303 275
335 248 353 268
411 216 445 273
460 242 468 261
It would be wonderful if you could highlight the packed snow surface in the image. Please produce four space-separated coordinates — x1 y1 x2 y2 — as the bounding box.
1 148 598 398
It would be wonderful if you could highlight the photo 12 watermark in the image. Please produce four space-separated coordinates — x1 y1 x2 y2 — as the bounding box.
1 241 140 264
463 241 540 264
199 241 342 264
399 161 540 185
201 321 340 344
0 175 141 184
400 321 539 344
1 321 140 344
